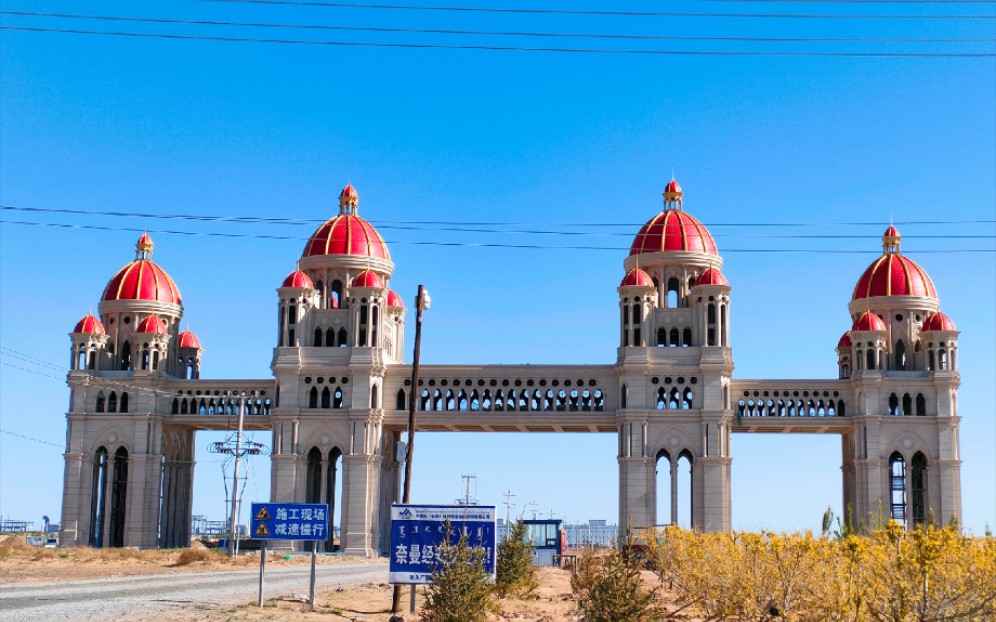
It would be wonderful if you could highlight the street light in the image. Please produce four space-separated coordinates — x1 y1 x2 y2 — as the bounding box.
391 284 429 621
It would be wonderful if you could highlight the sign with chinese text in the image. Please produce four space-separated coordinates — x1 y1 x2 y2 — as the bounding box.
389 504 497 584
249 503 329 541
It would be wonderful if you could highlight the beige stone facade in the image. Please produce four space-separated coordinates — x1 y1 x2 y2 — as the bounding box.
60 181 961 553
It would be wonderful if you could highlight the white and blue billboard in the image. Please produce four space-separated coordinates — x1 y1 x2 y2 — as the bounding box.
389 504 497 584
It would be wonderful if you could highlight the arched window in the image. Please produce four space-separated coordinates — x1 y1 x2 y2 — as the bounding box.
396 389 407 410
89 447 109 547
324 448 343 551
888 393 899 416
331 280 343 308
321 387 331 409
682 388 693 410
895 339 906 370
916 393 926 416
902 394 912 417
669 328 680 348
928 350 935 371
657 327 667 347
707 303 717 346
837 400 846 417
306 447 322 506
867 349 876 370
109 447 129 547
939 347 948 370
666 277 680 308
279 307 286 347
326 328 335 347
96 392 106 413
76 345 87 370
370 384 379 409
358 305 368 346
120 341 131 371
620 384 627 409
119 393 128 413
314 328 323 347
889 452 906 522
682 328 692 347
108 392 118 413
309 387 319 408
720 305 728 346
333 387 344 409
338 328 348 347
171 398 179 414
656 388 667 410
911 452 928 525
315 280 325 307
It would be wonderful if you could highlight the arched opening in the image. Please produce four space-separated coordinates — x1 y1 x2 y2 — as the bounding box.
108 392 118 413
333 387 344 409
331 280 343 309
396 389 407 410
916 393 926 416
120 393 129 413
309 387 319 408
889 452 906 522
939 347 948 370
656 327 667 347
895 339 906 370
315 280 325 306
888 393 899 416
666 278 680 308
314 328 323 347
76 345 87 370
89 447 109 547
370 384 379 409
707 303 717 346
109 447 129 547
720 305 728 347
326 328 335 347
620 384 627 409
358 306 368 346
120 341 131 370
911 452 928 525
669 328 680 348
682 328 692 347
321 387 331 409
96 392 106 413
866 348 876 370
902 394 912 417
326 448 343 551
336 328 347 347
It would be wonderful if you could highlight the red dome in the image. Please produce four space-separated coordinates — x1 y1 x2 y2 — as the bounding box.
852 227 936 300
852 311 887 332
178 328 201 349
136 314 167 334
630 210 718 256
387 290 405 308
303 214 390 260
74 313 105 335
282 269 314 289
837 332 852 349
620 268 654 287
695 267 728 286
340 183 358 201
102 259 182 305
352 270 384 288
664 179 682 195
922 312 956 331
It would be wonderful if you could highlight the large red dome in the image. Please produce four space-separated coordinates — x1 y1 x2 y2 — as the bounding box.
852 227 936 300
101 235 182 305
303 184 390 260
629 180 718 256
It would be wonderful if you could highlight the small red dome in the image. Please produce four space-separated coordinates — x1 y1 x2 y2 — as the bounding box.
922 312 956 332
136 314 167 334
837 332 852 349
664 179 682 195
74 313 105 335
136 233 154 250
178 328 201 349
282 270 314 289
630 210 718 256
883 225 900 239
852 311 887 332
352 270 384 288
620 268 654 287
387 290 405 308
340 183 358 201
695 267 729 286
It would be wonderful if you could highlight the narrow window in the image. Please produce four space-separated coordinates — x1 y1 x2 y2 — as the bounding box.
889 452 907 522
309 387 318 408
109 447 129 547
902 394 912 417
666 278 680 308
682 328 692 347
108 392 118 413
120 341 131 371
669 328 680 347
338 328 348 347
326 328 335 347
889 393 899 416
96 392 106 413
120 393 129 413
89 447 109 547
911 452 928 525
396 389 407 410
895 339 907 370
333 387 344 409
657 327 667 347
321 387 331 409
916 393 926 416
314 328 323 347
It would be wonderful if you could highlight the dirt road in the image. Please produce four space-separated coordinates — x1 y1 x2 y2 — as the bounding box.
0 561 387 621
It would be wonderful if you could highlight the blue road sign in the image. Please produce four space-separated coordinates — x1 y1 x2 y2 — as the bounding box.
250 503 329 541
389 504 497 584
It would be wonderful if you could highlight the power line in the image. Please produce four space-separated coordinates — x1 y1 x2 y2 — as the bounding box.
3 204 995 231
5 11 993 44
2 218 992 253
199 0 996 20
4 26 993 57
0 428 64 449
0 360 65 381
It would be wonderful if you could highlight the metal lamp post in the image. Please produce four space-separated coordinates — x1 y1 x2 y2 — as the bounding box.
391 284 429 620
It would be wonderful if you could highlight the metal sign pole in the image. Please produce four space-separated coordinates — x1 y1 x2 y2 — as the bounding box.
410 584 416 613
258 540 267 607
309 543 317 612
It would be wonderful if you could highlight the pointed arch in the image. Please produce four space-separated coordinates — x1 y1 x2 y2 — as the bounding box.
108 447 129 547
89 447 109 547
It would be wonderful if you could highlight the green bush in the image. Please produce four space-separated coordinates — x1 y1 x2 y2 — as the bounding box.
572 545 660 622
495 520 538 599
420 528 498 622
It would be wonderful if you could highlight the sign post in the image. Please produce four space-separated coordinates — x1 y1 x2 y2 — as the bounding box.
389 504 497 585
250 502 330 610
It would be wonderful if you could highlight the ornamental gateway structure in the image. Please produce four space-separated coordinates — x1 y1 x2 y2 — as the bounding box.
61 179 962 554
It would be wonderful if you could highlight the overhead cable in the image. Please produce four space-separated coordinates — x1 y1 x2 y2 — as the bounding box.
3 26 993 57
4 11 993 44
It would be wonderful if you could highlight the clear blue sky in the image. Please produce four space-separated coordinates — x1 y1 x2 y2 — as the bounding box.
1 1 994 534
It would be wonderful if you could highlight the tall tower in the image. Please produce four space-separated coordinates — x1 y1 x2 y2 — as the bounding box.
616 179 734 532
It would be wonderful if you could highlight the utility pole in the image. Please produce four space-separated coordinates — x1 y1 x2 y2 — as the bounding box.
391 285 430 622
528 500 539 520
502 490 515 539
458 474 477 505
228 391 247 557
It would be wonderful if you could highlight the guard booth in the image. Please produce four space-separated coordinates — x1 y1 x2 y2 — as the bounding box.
523 519 563 566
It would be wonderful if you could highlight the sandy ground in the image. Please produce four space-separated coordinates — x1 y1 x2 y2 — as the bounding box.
1 537 703 621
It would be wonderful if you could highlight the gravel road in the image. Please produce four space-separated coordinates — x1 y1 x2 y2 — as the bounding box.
0 561 388 621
